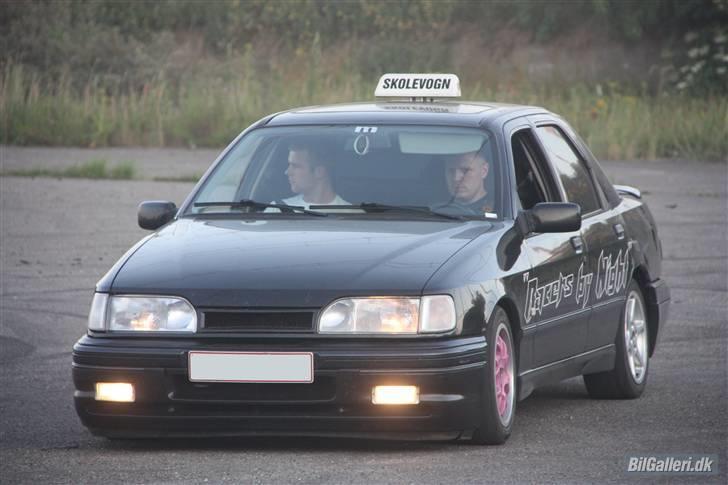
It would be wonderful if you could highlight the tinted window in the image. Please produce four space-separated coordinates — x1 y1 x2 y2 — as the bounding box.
512 130 548 210
569 129 621 207
536 125 600 214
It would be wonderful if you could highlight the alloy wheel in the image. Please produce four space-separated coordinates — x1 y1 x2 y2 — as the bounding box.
624 291 648 384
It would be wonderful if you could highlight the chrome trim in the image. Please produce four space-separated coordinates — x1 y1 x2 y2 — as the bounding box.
520 344 614 377
614 184 642 199
522 306 590 333
592 296 626 310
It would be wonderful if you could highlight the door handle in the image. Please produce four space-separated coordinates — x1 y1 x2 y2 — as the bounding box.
614 223 625 240
570 236 584 254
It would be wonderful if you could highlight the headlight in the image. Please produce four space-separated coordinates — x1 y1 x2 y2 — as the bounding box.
318 295 456 335
87 294 197 332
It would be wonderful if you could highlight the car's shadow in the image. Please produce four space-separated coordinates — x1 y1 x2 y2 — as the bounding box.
100 433 460 452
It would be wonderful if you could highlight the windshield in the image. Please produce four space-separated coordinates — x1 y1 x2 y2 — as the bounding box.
186 125 501 219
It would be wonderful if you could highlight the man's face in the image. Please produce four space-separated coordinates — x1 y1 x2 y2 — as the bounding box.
446 152 489 203
286 149 319 195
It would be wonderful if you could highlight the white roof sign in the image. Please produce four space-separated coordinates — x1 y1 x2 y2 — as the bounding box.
375 73 461 99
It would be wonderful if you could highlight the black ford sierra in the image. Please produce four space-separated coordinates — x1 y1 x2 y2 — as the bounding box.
72 74 670 444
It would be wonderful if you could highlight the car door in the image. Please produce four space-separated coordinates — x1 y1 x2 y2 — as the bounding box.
506 120 589 369
531 119 630 353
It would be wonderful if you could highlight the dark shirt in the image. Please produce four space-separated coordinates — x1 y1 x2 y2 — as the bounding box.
464 192 495 214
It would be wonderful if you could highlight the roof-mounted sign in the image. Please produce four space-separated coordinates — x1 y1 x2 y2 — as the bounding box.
375 73 461 99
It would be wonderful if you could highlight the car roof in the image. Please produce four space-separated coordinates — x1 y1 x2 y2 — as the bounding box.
265 101 551 127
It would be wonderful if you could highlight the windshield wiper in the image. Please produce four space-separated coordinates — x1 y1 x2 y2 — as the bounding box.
313 202 464 220
193 199 328 217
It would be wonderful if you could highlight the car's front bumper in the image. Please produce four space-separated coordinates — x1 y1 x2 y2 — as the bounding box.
72 335 487 439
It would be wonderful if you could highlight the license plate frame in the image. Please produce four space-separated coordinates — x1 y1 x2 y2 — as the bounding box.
188 351 314 383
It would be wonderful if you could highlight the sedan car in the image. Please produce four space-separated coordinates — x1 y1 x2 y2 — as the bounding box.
72 74 670 444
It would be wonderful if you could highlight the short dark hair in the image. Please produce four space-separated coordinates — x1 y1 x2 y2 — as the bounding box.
447 150 489 167
288 139 335 173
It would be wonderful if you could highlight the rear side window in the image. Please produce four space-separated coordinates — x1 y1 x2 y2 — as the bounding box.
536 125 601 214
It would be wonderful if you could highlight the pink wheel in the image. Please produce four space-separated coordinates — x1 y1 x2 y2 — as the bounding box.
494 323 515 425
472 307 516 444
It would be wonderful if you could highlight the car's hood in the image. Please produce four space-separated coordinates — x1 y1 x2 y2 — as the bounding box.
110 217 497 307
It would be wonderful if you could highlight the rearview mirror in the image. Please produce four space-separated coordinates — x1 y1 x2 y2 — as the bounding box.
138 201 177 230
517 202 581 235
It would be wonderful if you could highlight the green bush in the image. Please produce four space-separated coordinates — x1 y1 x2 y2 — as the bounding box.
3 158 138 179
109 161 136 179
63 159 108 178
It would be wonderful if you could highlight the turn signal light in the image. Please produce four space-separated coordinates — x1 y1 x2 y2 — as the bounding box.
95 382 135 402
372 385 419 405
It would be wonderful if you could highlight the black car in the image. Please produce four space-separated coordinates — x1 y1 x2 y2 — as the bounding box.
73 74 670 444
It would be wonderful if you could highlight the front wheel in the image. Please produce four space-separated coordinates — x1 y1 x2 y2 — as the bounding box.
471 306 516 445
584 279 649 399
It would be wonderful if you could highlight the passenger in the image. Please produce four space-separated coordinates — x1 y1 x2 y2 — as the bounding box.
278 141 349 209
445 150 494 213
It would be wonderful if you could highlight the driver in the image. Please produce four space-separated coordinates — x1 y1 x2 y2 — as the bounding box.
278 141 349 208
445 150 494 214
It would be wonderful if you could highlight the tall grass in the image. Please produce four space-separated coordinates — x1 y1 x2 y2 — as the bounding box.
2 62 726 161
3 159 136 179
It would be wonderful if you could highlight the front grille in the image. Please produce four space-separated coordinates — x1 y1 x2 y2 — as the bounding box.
170 375 336 403
201 310 315 333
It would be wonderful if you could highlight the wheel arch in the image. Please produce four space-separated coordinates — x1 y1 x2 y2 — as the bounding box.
632 265 658 357
493 296 523 362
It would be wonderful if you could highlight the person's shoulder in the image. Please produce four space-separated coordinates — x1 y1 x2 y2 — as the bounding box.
468 195 494 213
282 195 304 206
263 195 303 212
333 195 350 205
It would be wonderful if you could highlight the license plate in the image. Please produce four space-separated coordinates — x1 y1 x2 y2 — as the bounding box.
188 351 314 383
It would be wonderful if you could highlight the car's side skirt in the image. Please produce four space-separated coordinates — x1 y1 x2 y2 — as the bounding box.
517 344 615 401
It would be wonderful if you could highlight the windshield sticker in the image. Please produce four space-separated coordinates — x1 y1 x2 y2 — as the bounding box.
353 135 370 155
523 248 630 324
354 126 378 133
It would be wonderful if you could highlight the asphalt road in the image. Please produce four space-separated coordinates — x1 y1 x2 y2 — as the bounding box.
0 149 726 484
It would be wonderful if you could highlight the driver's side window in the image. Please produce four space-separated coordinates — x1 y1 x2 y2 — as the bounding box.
511 129 558 210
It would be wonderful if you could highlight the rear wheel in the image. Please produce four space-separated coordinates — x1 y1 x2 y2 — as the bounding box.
584 279 649 399
471 306 515 445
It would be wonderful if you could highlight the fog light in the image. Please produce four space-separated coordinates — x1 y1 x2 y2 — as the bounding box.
372 385 419 405
95 382 135 402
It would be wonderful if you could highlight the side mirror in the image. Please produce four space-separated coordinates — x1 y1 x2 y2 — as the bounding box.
517 202 581 235
138 201 177 230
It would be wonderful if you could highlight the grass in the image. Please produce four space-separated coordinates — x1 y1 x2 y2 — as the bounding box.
1 63 726 161
152 174 201 183
3 159 136 180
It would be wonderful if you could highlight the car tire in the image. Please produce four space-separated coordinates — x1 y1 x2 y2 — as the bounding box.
471 306 516 445
584 279 649 399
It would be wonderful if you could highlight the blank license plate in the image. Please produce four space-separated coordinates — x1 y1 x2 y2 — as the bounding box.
188 351 314 383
